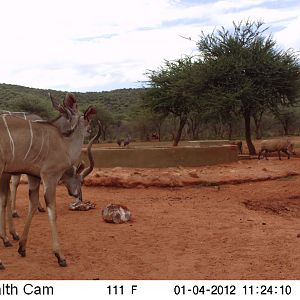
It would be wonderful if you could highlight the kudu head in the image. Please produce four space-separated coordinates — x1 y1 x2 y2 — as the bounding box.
60 122 101 202
49 93 96 137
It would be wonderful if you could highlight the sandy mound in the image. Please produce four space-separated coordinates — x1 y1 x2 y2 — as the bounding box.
84 159 300 188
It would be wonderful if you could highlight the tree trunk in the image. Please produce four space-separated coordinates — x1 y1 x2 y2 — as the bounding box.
253 113 263 140
158 127 161 142
173 117 187 146
227 122 232 140
102 127 107 140
188 118 200 140
283 122 289 136
255 126 262 140
244 112 256 155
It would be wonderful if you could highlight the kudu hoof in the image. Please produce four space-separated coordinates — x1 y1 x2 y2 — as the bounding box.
58 259 67 267
12 233 20 241
18 246 26 257
0 262 5 270
38 207 46 213
4 240 13 247
12 212 20 218
55 253 67 267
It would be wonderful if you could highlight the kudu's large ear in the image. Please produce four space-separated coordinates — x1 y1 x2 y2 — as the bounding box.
64 93 78 113
84 106 97 121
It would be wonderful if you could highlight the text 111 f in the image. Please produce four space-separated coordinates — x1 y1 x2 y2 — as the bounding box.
107 285 138 295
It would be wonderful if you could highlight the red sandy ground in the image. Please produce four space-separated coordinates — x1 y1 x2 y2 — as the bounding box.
1 158 300 280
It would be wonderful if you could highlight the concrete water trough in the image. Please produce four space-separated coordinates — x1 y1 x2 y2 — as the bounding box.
188 140 231 147
80 144 238 168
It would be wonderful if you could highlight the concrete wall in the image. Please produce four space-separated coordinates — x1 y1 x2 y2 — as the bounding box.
80 145 238 168
188 140 230 146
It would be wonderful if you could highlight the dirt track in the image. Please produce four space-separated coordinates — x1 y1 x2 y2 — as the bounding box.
1 159 300 280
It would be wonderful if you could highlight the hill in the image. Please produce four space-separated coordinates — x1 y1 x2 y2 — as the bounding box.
0 83 145 118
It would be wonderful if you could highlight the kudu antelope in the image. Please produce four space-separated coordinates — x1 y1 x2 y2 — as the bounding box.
0 93 96 268
6 124 100 254
2 111 101 218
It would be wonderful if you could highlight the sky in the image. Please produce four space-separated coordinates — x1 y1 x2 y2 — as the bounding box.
0 0 300 92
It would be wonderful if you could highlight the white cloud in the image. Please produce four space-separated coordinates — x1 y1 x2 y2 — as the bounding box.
0 0 299 92
274 15 300 50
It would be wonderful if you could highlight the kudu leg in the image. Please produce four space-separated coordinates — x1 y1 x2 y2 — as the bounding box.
11 175 21 218
0 259 5 270
38 205 46 212
31 173 45 213
30 174 45 213
12 175 45 215
43 181 67 267
0 174 13 247
18 176 40 257
6 185 19 241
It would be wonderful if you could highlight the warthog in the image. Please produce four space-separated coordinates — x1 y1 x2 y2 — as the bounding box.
258 139 296 160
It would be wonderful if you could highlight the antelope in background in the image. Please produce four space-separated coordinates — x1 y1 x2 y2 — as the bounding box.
0 93 96 268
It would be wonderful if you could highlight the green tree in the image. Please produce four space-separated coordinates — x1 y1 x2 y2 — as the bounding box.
187 111 203 140
8 94 54 119
270 105 298 136
145 56 204 146
89 103 114 141
129 105 166 141
197 20 300 154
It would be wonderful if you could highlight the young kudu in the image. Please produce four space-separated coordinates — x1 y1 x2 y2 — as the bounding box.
0 93 96 268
